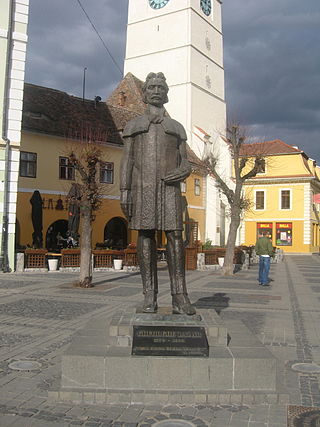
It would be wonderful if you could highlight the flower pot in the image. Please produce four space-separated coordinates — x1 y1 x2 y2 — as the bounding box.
113 259 123 270
48 258 59 271
218 257 224 267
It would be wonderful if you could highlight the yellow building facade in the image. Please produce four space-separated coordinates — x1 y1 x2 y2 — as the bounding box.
17 81 207 252
17 133 125 249
240 140 320 253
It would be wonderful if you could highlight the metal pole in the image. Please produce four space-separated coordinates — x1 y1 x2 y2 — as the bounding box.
82 67 87 102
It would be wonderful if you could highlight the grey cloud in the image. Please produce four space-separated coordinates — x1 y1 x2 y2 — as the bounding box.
26 0 128 99
25 0 320 161
223 0 320 161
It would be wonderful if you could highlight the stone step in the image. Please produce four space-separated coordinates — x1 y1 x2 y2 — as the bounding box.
55 309 283 405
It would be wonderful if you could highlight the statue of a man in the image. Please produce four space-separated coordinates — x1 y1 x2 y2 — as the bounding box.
120 72 195 315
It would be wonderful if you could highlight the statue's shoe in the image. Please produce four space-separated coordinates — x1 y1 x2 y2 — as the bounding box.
142 292 158 313
172 294 196 315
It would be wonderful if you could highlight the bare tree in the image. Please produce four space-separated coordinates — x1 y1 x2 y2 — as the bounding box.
67 139 102 288
204 124 265 275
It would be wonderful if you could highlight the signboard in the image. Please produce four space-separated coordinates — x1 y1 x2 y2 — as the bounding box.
132 325 209 357
276 222 292 246
313 194 320 204
257 223 273 240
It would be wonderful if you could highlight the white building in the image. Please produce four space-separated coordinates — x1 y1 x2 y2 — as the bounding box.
124 0 231 245
0 0 29 270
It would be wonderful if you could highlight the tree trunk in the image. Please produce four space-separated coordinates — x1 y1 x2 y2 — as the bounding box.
222 210 241 276
79 201 93 287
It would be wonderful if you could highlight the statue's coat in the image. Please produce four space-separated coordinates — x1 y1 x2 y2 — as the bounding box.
121 115 191 231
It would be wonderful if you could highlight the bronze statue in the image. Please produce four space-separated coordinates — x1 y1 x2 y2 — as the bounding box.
120 72 195 315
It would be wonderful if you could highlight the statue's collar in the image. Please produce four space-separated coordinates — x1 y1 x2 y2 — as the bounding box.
145 106 165 124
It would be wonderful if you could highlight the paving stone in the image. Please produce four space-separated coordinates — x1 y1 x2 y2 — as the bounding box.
228 421 249 427
0 258 318 426
118 407 143 422
196 408 215 421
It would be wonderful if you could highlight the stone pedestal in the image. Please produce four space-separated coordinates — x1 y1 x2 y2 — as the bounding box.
50 308 286 405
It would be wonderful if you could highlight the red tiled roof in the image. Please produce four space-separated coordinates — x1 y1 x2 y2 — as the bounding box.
22 83 137 145
247 174 312 180
22 77 206 167
186 146 207 174
240 139 303 156
194 126 210 137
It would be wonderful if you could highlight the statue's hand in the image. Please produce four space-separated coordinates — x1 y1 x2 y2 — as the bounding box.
163 163 191 184
120 190 132 219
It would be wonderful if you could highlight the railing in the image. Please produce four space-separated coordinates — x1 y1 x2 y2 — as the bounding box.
202 248 245 265
92 250 125 268
124 249 138 267
24 249 47 268
61 249 81 268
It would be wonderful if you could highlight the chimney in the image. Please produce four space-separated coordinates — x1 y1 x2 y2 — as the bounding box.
94 96 101 109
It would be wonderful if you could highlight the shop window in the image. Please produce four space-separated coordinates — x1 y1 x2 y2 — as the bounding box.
257 223 273 240
276 222 292 246
59 157 75 180
281 189 291 209
255 190 265 210
194 178 201 196
181 181 187 193
20 151 37 178
100 162 114 184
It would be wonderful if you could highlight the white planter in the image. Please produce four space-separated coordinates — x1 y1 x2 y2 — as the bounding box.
113 259 123 270
218 257 224 267
48 259 59 271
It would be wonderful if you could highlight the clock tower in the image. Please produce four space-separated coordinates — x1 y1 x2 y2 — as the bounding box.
124 0 229 244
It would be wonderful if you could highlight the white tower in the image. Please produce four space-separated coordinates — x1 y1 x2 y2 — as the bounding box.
124 0 229 244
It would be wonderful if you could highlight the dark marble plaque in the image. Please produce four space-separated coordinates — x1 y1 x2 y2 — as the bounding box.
132 325 209 357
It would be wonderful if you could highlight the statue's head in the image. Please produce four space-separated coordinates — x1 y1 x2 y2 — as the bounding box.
142 72 169 106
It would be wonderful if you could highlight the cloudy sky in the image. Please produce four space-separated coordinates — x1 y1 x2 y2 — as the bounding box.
25 0 320 161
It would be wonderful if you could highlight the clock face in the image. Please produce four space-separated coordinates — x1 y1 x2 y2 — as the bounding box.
200 0 212 16
149 0 170 9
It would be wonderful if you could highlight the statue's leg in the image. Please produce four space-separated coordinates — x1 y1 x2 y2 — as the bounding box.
137 229 158 312
166 230 196 315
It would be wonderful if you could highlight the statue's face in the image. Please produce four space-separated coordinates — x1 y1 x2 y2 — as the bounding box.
144 78 168 107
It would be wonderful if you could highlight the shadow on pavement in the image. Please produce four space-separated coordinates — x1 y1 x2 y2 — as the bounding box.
193 292 230 314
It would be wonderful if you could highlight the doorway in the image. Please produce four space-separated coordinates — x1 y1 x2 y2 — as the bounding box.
104 217 128 249
46 219 68 251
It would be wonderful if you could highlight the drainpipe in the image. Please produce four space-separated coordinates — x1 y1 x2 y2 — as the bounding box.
1 0 15 272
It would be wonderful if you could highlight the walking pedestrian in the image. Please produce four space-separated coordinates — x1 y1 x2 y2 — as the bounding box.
255 231 274 286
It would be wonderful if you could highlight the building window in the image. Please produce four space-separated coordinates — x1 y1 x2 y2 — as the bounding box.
280 189 291 209
59 157 75 180
255 190 265 210
100 162 114 184
181 181 187 193
20 151 37 178
257 158 266 174
194 178 201 196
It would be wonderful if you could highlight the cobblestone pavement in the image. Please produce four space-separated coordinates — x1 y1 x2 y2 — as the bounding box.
0 254 319 426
